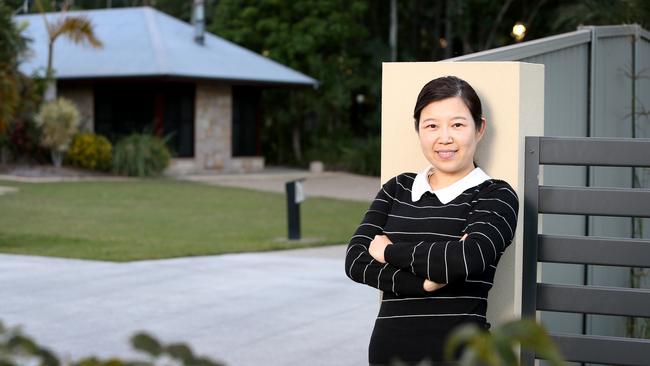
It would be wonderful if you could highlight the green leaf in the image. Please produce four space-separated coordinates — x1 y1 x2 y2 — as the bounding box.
443 323 483 361
164 343 194 363
73 356 102 366
103 358 125 366
190 356 226 366
35 347 61 366
130 333 162 357
7 335 38 354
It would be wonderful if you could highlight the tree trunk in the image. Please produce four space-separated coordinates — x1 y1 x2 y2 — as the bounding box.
444 0 453 59
482 0 515 50
51 149 63 167
0 146 9 165
389 0 398 61
45 40 56 101
292 124 302 163
432 0 442 60
44 80 57 102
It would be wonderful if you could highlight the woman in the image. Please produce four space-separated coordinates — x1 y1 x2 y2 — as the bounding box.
344 76 519 365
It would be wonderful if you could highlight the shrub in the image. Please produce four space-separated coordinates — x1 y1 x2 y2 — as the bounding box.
65 132 112 171
6 118 47 163
340 136 380 176
34 97 79 152
113 133 171 177
445 318 566 366
305 134 380 176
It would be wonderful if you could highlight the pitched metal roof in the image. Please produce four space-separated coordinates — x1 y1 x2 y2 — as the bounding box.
14 6 317 87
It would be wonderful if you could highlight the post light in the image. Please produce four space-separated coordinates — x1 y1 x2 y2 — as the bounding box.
512 22 527 42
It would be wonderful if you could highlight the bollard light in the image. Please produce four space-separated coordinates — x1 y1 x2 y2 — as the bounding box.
286 179 306 240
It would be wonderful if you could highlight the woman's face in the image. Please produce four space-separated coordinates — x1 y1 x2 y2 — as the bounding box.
417 96 486 178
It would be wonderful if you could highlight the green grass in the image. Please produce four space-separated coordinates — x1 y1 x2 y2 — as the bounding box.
0 179 368 262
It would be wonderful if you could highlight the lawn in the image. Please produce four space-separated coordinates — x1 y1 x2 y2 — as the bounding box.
0 179 369 261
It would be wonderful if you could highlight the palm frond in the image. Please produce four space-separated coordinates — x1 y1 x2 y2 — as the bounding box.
47 16 103 48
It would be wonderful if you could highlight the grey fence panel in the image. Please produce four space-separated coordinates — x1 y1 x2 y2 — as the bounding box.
523 46 591 339
636 30 650 248
449 29 591 62
587 31 637 338
637 31 650 141
519 46 590 340
591 30 634 139
523 44 590 139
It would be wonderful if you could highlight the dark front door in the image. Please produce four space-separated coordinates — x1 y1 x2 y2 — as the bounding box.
232 86 261 157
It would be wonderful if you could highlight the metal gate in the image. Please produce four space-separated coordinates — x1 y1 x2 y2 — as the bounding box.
522 136 650 365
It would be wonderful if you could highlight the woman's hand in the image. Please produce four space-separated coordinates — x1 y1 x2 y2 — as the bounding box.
369 234 393 263
423 279 446 292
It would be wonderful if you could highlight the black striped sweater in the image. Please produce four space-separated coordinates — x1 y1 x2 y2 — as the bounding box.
344 171 519 364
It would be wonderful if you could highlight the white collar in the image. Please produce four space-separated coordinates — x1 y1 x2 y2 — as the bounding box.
411 165 492 203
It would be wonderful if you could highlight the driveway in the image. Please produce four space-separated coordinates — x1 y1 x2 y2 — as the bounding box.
0 245 379 366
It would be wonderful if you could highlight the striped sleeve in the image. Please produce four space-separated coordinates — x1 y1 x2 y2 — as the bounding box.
344 176 429 296
383 181 519 284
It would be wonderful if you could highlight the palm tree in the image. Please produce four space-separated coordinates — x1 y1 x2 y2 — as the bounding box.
36 0 103 101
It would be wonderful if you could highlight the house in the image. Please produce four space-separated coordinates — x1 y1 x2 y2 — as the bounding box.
14 6 317 174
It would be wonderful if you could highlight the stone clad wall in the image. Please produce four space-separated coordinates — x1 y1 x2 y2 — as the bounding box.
195 83 232 171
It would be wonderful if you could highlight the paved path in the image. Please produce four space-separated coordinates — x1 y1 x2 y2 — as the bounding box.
0 245 379 366
0 165 381 202
180 167 380 202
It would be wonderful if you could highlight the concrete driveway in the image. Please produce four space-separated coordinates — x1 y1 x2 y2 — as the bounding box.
0 245 379 366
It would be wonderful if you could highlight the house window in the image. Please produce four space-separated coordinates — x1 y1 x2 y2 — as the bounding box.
94 81 195 157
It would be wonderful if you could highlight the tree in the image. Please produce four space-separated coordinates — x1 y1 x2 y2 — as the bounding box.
551 0 650 33
0 0 29 137
210 0 369 165
35 0 103 101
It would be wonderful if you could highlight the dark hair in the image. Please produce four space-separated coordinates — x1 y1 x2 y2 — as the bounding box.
413 75 484 133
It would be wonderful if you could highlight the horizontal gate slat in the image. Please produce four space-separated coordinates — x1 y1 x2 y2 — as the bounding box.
538 234 650 267
539 137 650 167
538 186 650 217
537 283 650 317
543 333 650 366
